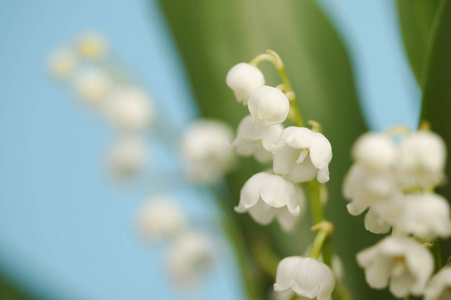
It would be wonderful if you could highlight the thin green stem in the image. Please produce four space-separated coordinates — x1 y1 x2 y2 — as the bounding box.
309 228 329 260
306 180 324 224
431 239 442 273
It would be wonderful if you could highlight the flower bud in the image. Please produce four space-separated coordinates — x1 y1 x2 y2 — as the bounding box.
352 133 395 172
106 137 147 179
48 47 78 80
226 63 265 104
74 68 111 106
248 86 290 125
76 31 108 60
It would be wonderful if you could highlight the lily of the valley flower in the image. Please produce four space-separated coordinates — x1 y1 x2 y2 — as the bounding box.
106 87 153 132
76 31 109 60
392 193 451 241
248 86 290 125
181 120 235 184
166 231 214 288
136 196 186 240
226 63 265 105
48 47 78 80
231 115 283 163
352 133 396 172
107 137 147 179
274 256 335 300
74 68 111 105
273 127 332 183
424 267 451 300
357 236 433 298
235 172 305 231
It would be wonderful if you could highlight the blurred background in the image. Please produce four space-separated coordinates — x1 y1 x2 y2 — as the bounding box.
0 0 433 299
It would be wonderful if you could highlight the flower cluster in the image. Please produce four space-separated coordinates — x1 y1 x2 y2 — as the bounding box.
344 128 451 298
48 31 153 179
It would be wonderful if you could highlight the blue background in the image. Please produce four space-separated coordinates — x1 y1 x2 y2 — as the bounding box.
0 0 419 299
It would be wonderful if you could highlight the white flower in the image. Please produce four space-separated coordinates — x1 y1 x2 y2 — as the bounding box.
357 236 433 297
106 87 153 132
248 86 290 125
343 163 398 216
226 63 265 104
235 172 305 231
363 203 394 234
392 193 451 241
76 31 109 60
352 133 396 172
397 130 446 188
107 137 147 179
48 47 78 79
136 196 186 240
274 256 335 300
181 120 235 184
166 231 214 288
74 69 111 105
424 267 451 300
231 115 283 163
273 127 332 183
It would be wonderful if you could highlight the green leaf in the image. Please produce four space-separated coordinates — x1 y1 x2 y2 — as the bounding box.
158 0 379 298
397 0 440 84
421 0 451 261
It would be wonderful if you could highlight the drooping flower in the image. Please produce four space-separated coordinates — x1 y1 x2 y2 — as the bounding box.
76 31 109 60
181 120 235 184
357 236 433 297
352 133 396 172
226 63 265 105
424 267 451 300
397 130 446 188
74 68 111 105
48 47 78 80
166 231 214 288
106 137 147 179
274 256 335 300
391 193 451 241
106 87 153 132
235 172 305 231
273 127 332 183
136 196 186 240
231 115 283 163
248 86 290 125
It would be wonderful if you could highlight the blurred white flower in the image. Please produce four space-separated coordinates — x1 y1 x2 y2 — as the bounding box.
226 63 265 105
231 115 283 163
274 256 335 300
392 193 451 241
166 231 214 289
424 267 451 300
352 133 396 172
273 127 332 183
302 247 345 282
181 120 235 184
136 196 186 240
106 87 153 132
74 68 111 105
397 130 446 188
357 236 433 297
363 203 394 234
248 86 290 125
107 137 147 179
235 172 305 231
48 47 78 80
343 163 397 216
76 31 109 60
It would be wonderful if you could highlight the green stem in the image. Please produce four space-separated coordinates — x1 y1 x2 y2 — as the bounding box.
431 239 442 273
306 180 324 224
309 227 329 260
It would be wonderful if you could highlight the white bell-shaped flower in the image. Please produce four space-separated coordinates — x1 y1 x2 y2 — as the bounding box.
363 203 395 234
136 196 186 240
166 231 214 288
226 63 265 105
74 68 111 106
248 86 290 125
357 236 433 297
107 137 147 179
424 267 451 300
274 256 335 300
106 87 153 132
352 133 396 172
397 130 446 188
392 193 451 241
343 163 397 216
181 120 235 184
235 172 305 231
231 115 283 163
48 47 78 80
76 31 109 60
273 127 332 183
